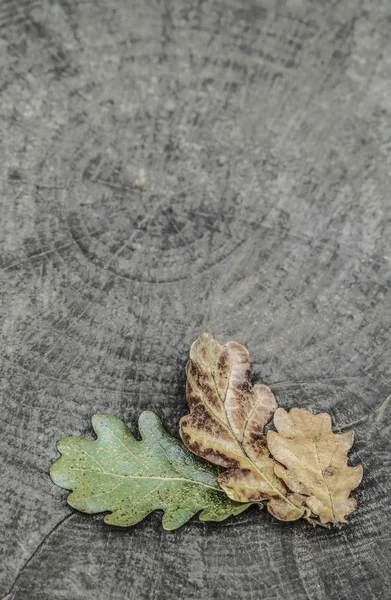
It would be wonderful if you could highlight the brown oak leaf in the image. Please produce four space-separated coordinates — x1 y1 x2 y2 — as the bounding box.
267 408 363 524
179 333 305 521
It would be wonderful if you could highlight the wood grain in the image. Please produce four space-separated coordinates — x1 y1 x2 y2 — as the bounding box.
0 0 390 598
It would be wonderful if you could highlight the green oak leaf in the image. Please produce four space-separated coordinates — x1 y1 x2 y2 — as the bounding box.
50 411 250 530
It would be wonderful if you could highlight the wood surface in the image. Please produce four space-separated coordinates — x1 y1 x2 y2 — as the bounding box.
1 0 390 598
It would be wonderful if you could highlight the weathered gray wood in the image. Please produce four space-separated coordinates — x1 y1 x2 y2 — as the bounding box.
0 0 390 598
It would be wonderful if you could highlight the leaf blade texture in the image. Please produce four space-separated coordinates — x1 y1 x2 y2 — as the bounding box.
50 411 250 530
179 333 304 520
267 408 363 524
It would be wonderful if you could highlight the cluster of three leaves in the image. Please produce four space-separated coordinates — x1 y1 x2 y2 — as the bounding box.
50 333 363 530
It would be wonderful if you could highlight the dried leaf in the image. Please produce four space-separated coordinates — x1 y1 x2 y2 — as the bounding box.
179 333 305 521
50 411 250 530
267 408 363 524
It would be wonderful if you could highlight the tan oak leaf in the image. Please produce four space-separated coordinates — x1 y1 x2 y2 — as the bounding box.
179 333 305 521
267 408 363 524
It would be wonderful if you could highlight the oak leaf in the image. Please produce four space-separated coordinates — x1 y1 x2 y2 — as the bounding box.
267 408 363 524
179 333 305 521
50 411 250 530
